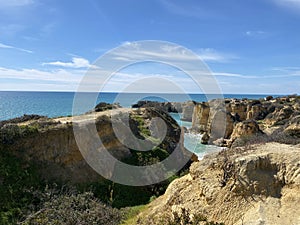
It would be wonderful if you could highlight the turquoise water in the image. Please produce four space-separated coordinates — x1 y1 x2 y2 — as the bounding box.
170 113 221 158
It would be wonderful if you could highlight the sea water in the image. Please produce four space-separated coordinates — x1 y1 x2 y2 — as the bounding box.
0 91 271 121
170 113 221 158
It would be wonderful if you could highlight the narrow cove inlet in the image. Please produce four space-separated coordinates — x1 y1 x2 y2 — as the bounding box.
170 112 222 159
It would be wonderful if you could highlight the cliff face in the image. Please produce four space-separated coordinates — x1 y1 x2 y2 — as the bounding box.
0 108 184 183
191 96 300 146
137 142 300 225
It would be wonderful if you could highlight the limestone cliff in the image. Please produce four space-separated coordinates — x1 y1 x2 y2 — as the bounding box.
137 142 300 225
191 96 300 146
0 107 184 183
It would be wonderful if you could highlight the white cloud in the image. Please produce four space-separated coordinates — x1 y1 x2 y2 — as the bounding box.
270 66 300 71
43 57 92 69
245 30 268 38
0 67 82 82
266 67 300 77
1 60 299 94
0 0 34 8
0 42 33 53
272 0 300 11
113 42 237 63
213 72 258 78
197 48 238 62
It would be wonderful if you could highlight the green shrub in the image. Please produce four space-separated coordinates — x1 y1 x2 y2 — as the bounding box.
0 124 38 145
21 192 124 225
0 149 42 224
137 208 225 225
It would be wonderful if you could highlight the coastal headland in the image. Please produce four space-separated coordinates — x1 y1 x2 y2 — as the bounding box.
0 96 299 224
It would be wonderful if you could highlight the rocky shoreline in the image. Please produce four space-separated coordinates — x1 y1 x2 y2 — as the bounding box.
0 107 188 184
0 96 299 224
133 95 300 148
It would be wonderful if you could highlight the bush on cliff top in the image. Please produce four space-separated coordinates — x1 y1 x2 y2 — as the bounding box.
21 192 124 225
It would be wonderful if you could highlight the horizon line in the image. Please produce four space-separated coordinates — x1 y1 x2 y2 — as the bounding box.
0 90 295 96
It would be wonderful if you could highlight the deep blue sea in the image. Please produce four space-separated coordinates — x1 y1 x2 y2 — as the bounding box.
0 91 276 157
0 91 273 121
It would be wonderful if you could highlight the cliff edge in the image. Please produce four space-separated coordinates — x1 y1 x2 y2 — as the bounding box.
137 142 300 225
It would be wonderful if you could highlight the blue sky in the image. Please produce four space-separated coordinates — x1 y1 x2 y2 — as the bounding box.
0 0 300 94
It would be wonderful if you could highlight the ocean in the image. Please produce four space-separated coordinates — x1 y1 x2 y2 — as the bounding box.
0 91 275 158
0 91 273 121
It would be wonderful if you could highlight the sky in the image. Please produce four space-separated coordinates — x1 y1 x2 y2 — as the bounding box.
0 0 300 94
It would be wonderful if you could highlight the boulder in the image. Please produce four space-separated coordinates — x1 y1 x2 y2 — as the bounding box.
230 120 263 142
201 132 209 144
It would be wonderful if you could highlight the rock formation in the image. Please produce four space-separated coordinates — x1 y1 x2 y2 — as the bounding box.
137 142 300 225
191 96 300 146
132 100 196 122
0 108 185 183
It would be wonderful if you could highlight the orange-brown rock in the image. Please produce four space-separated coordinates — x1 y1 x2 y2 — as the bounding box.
137 143 300 225
191 96 300 147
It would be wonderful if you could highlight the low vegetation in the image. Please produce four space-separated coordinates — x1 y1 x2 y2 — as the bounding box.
0 149 42 224
137 208 224 225
21 192 125 225
0 111 185 224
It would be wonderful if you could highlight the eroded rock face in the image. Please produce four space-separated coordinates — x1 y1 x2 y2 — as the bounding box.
0 108 184 183
192 102 210 132
137 143 300 225
230 120 263 141
192 96 300 146
284 115 300 137
181 101 196 121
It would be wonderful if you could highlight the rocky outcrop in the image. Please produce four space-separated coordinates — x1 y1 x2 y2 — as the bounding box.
0 108 185 183
284 115 300 137
93 102 121 112
192 96 300 146
181 101 196 121
230 120 263 141
132 100 196 122
137 142 300 225
132 101 182 112
191 102 210 132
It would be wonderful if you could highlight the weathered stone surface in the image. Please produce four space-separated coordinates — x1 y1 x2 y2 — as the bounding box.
0 108 184 184
191 102 210 132
191 96 300 147
181 101 196 121
265 105 294 126
284 115 300 137
230 120 263 141
137 142 300 225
